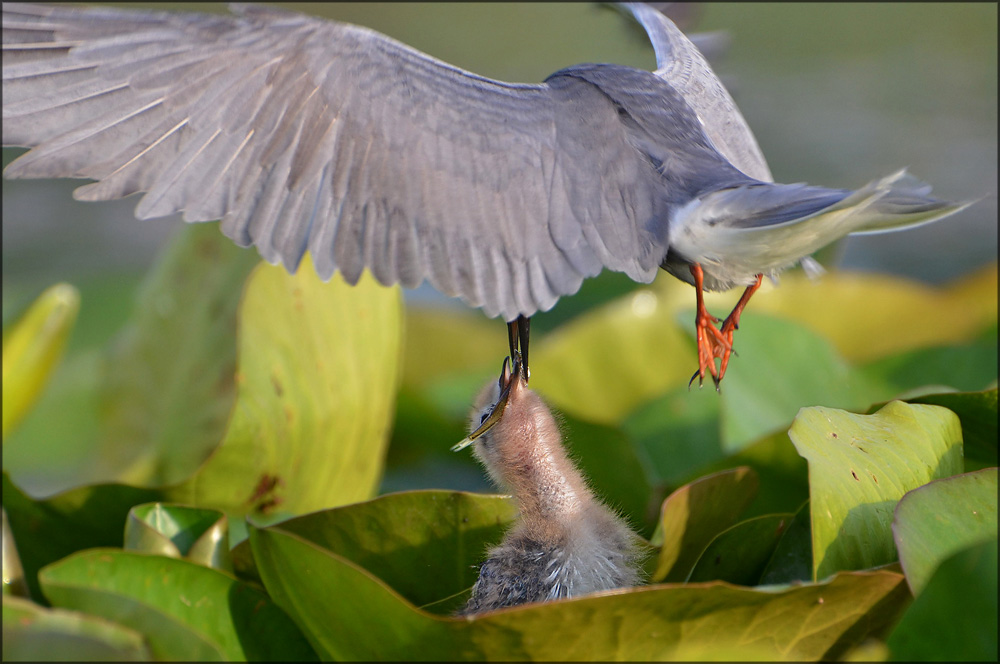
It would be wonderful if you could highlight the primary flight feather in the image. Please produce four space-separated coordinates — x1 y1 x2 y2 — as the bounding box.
1 2 968 387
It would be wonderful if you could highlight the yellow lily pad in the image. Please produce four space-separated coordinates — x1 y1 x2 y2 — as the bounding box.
169 257 403 516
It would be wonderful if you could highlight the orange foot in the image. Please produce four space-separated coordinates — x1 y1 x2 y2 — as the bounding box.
689 265 763 391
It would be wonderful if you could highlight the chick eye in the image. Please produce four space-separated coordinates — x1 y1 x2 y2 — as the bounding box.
479 409 491 425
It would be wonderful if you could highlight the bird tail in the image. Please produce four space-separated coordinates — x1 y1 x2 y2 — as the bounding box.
672 169 973 279
840 169 974 234
713 169 969 235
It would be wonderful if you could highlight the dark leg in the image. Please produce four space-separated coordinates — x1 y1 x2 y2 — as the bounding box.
506 315 531 382
507 319 519 362
517 315 530 382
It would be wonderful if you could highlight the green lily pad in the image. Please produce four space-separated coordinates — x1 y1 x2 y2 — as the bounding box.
8 222 403 520
168 257 403 517
251 522 910 660
652 467 759 582
400 308 504 393
789 401 963 581
758 501 814 586
904 389 997 466
886 539 998 662
2 473 162 602
679 429 811 520
125 503 232 572
386 384 472 460
2 283 79 439
98 223 259 486
892 467 998 597
2 595 151 661
623 381 725 487
714 313 877 454
530 270 644 334
558 413 655 534
735 266 997 364
2 509 27 598
380 384 487 495
687 513 794 585
269 490 517 612
2 225 255 495
860 339 998 398
39 549 316 661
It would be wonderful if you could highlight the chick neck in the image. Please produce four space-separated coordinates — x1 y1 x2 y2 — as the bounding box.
475 378 592 538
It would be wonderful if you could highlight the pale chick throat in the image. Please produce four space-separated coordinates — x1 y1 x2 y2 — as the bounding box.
461 373 644 614
472 380 589 528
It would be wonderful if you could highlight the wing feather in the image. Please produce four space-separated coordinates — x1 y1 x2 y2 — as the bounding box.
623 2 772 183
2 2 727 320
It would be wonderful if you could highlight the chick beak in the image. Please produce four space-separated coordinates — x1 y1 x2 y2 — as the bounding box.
451 354 522 452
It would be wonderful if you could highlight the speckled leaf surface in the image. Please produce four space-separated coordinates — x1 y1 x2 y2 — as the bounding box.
789 402 963 580
714 313 875 453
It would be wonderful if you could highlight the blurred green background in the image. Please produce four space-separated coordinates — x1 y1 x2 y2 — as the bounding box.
2 3 996 498
3 3 996 318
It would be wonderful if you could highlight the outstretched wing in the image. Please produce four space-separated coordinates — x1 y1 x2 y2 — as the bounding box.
622 2 772 183
2 3 677 320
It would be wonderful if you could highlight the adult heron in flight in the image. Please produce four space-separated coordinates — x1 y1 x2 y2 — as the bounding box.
2 3 967 435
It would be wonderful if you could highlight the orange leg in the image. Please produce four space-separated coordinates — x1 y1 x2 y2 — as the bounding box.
689 263 731 389
716 274 763 381
689 266 764 390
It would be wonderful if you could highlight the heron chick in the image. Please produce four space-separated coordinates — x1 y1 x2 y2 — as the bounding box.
457 358 643 614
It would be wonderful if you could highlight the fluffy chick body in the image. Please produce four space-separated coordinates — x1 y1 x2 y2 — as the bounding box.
461 371 642 614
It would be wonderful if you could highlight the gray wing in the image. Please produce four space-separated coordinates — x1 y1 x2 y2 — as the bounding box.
2 2 668 321
622 2 773 183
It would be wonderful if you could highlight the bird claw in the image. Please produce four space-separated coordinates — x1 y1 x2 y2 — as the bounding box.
691 305 730 391
691 305 745 390
689 268 764 391
688 367 721 392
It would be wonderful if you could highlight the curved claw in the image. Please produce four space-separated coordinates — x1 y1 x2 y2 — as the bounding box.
692 300 730 388
689 265 763 389
688 366 721 392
